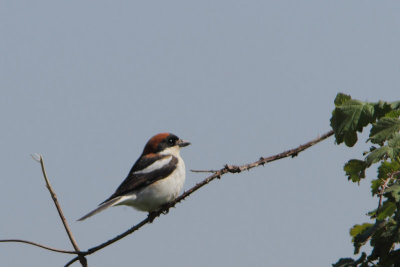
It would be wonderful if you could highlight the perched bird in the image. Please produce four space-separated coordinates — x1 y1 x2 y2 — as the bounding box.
78 133 190 221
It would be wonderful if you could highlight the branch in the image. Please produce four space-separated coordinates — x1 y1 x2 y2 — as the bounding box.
65 130 334 266
190 169 218 173
377 170 400 212
32 154 87 267
0 239 77 254
175 130 334 203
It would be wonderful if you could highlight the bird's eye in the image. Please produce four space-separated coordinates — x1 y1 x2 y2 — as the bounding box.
168 138 175 145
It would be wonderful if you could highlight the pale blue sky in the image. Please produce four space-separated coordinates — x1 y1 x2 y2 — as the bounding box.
1 1 399 266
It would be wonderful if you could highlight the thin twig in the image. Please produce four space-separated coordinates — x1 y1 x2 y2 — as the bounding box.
65 257 80 267
64 218 151 267
190 169 218 173
35 154 87 267
65 130 334 266
0 239 77 254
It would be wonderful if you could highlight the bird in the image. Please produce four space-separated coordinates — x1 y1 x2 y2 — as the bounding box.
78 133 190 221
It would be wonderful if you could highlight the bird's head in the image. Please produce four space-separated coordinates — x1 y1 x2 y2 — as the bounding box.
142 133 190 156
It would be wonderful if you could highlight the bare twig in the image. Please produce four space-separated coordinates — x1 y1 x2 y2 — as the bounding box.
34 154 87 267
64 130 334 266
0 239 76 254
64 218 150 267
190 169 218 173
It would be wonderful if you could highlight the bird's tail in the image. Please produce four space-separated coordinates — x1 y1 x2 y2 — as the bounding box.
77 196 124 221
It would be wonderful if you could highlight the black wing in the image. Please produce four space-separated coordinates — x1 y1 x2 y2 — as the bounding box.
102 155 178 203
128 153 167 175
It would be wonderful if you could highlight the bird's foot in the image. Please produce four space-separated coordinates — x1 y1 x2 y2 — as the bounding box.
147 211 159 223
147 203 173 222
160 203 171 215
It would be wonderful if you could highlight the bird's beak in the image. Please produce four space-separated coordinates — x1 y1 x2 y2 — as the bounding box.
177 139 191 147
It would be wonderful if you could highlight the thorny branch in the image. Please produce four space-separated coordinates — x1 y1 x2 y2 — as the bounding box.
64 130 334 266
0 130 334 267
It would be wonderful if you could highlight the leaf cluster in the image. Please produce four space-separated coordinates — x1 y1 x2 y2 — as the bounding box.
331 93 400 267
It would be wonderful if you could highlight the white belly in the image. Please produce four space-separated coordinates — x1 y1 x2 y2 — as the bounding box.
118 157 186 212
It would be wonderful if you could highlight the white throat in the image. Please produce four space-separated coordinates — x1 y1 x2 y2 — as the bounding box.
159 146 181 157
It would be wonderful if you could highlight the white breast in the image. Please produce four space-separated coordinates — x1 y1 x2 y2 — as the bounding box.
121 155 186 212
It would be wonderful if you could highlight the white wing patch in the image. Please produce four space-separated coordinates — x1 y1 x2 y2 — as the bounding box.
135 155 172 174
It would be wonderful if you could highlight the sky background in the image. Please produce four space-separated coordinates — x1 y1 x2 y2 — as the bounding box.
1 1 400 266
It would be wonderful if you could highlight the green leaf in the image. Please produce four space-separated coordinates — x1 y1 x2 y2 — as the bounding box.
350 223 374 254
344 159 367 182
369 117 400 144
387 133 400 158
350 223 374 240
334 93 352 107
367 209 377 219
385 110 400 118
332 258 356 267
365 146 391 166
331 98 375 147
378 161 400 180
373 100 400 119
376 201 396 220
369 220 396 262
390 100 400 110
365 134 400 165
332 253 367 267
385 184 400 202
331 94 400 147
371 179 382 196
374 100 395 118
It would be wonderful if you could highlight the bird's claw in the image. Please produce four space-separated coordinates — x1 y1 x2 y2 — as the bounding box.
147 203 173 222
147 211 158 223
160 203 172 214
